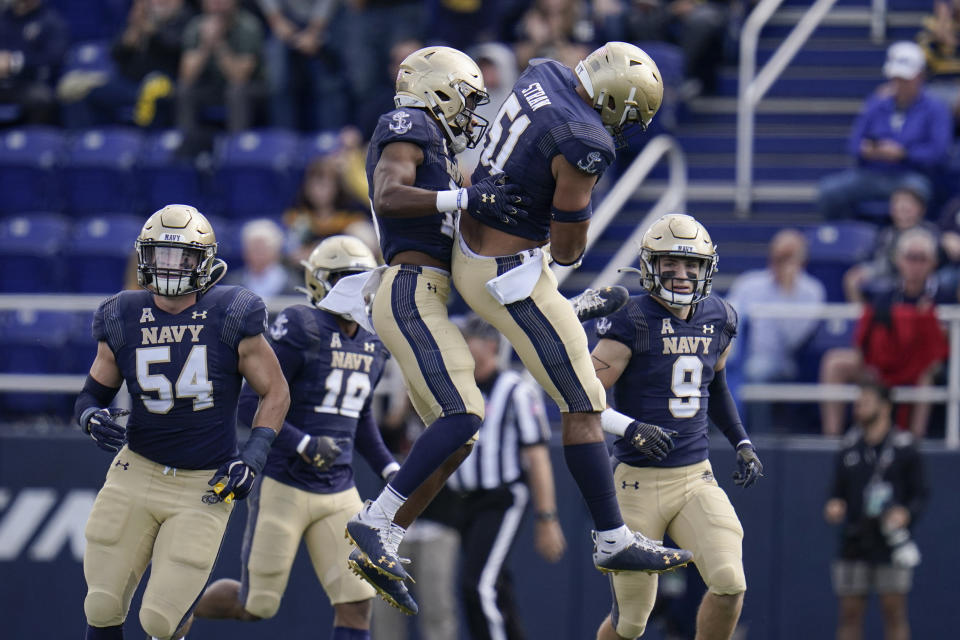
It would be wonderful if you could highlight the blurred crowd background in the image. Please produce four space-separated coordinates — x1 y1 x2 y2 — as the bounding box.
2 0 960 441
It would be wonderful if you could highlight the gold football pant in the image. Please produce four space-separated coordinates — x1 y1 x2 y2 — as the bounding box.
83 446 233 639
371 264 484 425
609 459 746 638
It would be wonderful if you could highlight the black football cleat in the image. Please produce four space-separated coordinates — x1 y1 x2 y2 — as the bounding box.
570 286 630 322
593 531 693 575
348 548 419 616
345 501 411 581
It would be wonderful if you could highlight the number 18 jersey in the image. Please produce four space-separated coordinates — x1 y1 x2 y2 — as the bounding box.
596 292 738 468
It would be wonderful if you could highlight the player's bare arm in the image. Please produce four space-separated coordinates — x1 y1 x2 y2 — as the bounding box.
237 334 290 434
88 341 123 389
549 155 598 265
591 338 632 391
371 141 434 218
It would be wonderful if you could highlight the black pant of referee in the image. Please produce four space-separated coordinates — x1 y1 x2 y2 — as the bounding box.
456 483 530 640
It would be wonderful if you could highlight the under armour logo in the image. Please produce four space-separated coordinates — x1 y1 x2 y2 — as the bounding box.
378 556 396 569
621 480 640 490
481 194 495 204
426 282 438 293
702 324 715 334
192 310 208 320
364 342 376 352
114 460 129 470
664 555 672 565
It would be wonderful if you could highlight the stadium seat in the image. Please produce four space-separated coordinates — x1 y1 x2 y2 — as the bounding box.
139 130 206 214
297 130 341 167
0 310 75 416
49 0 128 42
211 129 299 219
207 216 245 271
0 127 65 214
804 222 878 302
64 215 143 293
63 128 143 215
62 40 114 74
0 214 70 292
64 311 98 375
795 318 857 382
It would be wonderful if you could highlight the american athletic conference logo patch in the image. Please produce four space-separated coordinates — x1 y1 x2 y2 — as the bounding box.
389 111 412 135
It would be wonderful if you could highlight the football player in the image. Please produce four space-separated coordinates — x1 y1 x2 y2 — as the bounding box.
590 214 764 640
343 44 627 601
192 235 418 635
451 42 691 574
74 204 290 640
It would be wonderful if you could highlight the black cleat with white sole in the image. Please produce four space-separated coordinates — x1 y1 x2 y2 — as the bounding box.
593 531 693 575
570 286 630 322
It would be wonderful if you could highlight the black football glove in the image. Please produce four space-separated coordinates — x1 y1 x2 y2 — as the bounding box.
83 408 130 453
299 435 348 470
208 459 257 504
624 421 678 461
466 174 530 227
732 443 763 489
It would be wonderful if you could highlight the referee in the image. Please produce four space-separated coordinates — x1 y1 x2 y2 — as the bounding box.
448 315 567 640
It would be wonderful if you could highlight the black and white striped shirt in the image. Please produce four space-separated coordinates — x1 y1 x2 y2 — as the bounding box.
448 370 551 491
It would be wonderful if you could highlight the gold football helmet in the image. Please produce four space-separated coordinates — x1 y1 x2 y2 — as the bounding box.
575 42 663 144
394 45 489 153
135 204 222 297
299 235 378 307
621 213 718 307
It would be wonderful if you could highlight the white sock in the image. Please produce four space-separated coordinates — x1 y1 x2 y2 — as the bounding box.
596 524 632 553
371 485 406 523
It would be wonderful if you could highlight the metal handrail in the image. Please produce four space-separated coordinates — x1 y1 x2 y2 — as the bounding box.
555 134 686 288
735 0 839 216
738 302 960 449
871 0 887 43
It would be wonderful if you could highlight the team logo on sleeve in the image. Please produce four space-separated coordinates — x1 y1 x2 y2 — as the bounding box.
597 317 611 335
270 313 288 340
389 111 412 135
577 152 603 174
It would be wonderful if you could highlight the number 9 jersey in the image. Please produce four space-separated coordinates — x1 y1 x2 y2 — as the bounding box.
596 291 738 468
92 286 267 470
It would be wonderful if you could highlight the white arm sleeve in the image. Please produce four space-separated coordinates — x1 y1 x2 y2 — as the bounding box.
600 408 634 437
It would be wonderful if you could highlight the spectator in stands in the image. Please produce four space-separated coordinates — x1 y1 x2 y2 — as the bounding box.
727 229 826 383
459 42 519 175
820 228 951 437
282 154 373 264
177 0 265 136
817 41 953 220
355 37 422 139
227 218 295 300
825 379 927 640
843 186 941 302
64 0 194 128
259 0 349 131
0 0 68 125
594 0 729 96
513 0 593 70
918 0 960 125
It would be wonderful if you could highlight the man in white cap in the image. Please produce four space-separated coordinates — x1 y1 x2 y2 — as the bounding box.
817 41 953 219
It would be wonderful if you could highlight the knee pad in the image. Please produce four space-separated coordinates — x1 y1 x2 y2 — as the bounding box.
139 607 176 640
244 592 281 620
706 562 747 596
84 590 125 628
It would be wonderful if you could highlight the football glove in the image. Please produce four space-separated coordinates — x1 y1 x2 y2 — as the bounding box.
466 174 530 227
299 435 348 470
207 426 276 504
208 459 257 504
624 421 677 461
732 443 763 488
83 408 130 453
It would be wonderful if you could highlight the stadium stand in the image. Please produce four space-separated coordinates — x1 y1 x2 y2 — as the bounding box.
0 127 65 214
62 127 142 214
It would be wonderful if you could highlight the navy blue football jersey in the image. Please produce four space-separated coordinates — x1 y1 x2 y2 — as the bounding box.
248 305 390 493
92 286 267 470
595 292 738 468
366 107 463 265
472 59 616 241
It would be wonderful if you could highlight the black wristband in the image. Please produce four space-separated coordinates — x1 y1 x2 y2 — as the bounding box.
534 510 558 522
74 376 121 430
240 426 277 475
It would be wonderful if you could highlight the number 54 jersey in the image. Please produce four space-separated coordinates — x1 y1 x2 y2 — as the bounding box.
92 286 268 470
596 292 738 468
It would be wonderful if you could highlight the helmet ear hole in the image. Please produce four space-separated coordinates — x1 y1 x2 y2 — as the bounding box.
606 95 616 111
